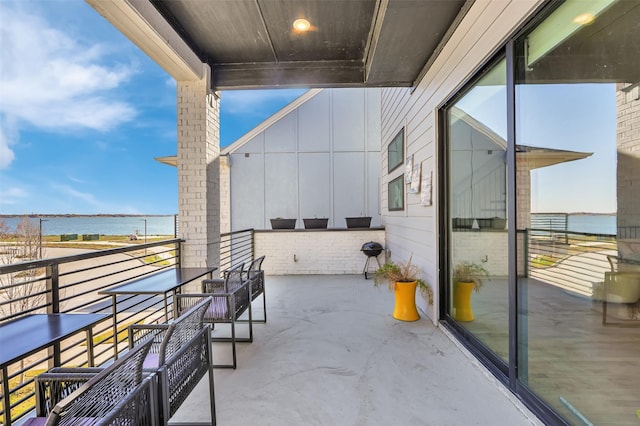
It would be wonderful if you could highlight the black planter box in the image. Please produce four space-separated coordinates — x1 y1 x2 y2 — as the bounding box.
303 218 329 229
270 218 296 229
345 217 372 228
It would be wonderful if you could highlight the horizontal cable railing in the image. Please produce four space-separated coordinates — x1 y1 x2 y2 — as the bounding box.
526 228 617 297
530 213 569 230
0 239 182 425
0 229 257 425
219 228 254 273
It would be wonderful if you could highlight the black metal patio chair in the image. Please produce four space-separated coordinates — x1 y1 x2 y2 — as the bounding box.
205 256 266 323
245 256 267 323
128 296 216 425
176 262 252 369
27 333 157 425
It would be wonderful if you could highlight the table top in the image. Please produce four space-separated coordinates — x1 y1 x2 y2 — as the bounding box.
99 267 217 296
0 313 109 367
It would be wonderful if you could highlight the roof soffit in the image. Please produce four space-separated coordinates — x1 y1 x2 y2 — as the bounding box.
147 0 469 90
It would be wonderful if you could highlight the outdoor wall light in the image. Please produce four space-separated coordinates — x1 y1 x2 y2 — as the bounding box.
293 18 311 32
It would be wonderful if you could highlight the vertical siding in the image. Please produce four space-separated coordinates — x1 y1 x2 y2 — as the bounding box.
229 88 382 230
380 0 543 320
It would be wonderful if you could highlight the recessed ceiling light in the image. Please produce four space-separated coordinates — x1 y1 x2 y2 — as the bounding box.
293 18 311 32
573 13 595 25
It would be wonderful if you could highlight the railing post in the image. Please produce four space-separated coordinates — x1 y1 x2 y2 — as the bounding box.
524 229 529 278
47 264 60 314
251 229 255 261
46 264 61 369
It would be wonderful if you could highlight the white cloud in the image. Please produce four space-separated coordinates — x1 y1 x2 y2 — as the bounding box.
0 178 143 214
0 185 29 205
0 2 137 167
50 183 104 210
220 89 308 116
66 174 87 184
48 183 142 215
0 126 16 169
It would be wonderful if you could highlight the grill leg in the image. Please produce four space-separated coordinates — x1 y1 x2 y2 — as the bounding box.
363 255 382 279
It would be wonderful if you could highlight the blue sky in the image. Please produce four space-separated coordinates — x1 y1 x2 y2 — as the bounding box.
0 0 306 215
458 79 617 214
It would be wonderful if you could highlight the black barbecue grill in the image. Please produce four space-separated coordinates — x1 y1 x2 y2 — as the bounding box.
361 241 383 279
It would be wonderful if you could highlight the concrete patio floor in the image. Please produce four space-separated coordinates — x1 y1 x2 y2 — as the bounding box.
170 274 543 426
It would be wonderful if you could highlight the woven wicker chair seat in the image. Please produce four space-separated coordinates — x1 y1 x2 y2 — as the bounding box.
205 296 232 319
142 353 159 370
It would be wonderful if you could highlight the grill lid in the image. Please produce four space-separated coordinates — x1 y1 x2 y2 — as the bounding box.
361 241 383 256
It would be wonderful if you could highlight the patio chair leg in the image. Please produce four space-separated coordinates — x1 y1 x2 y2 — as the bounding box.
209 366 216 425
248 303 253 342
231 321 237 369
206 333 216 426
262 289 267 323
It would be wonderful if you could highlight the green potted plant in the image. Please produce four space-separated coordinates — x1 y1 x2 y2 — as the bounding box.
452 261 489 321
374 255 433 321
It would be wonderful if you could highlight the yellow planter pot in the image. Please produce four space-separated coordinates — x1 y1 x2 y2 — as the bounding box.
393 281 420 322
453 281 476 321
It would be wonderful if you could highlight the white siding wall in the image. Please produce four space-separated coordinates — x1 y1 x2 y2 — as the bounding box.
229 88 382 231
220 155 231 234
380 1 543 321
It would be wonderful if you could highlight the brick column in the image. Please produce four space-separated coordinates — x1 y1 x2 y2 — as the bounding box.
616 83 640 260
219 155 231 234
177 66 220 268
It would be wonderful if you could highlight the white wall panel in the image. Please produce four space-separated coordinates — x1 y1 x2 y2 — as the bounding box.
235 133 263 154
230 152 265 229
298 90 331 152
264 153 298 220
366 89 382 151
333 89 365 151
265 112 296 152
367 151 381 227
299 153 332 221
334 152 365 225
227 88 382 230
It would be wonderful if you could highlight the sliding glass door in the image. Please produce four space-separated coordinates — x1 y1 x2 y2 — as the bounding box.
446 58 509 362
514 1 640 423
444 1 640 423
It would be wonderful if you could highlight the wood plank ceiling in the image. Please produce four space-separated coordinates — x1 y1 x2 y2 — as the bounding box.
150 0 470 90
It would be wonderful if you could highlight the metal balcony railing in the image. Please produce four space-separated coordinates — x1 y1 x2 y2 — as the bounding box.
0 228 255 425
526 228 617 297
1 226 619 423
219 228 254 273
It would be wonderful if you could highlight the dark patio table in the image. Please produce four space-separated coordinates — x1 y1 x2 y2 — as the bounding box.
99 267 216 357
0 313 108 426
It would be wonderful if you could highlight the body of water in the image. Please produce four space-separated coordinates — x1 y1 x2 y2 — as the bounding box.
2 213 617 237
1 215 176 236
567 214 616 235
532 213 616 235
